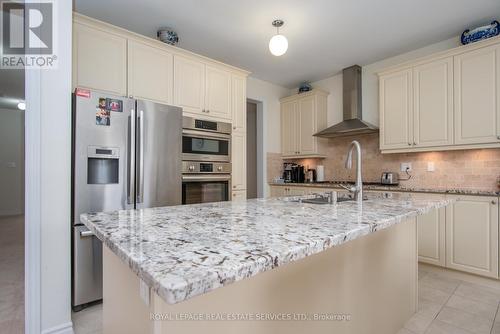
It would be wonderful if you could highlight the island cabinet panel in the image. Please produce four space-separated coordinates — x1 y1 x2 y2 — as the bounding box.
73 23 127 95
417 206 446 266
173 55 206 115
454 44 500 145
127 40 173 104
231 132 246 191
413 57 454 148
445 196 499 278
103 218 418 334
205 65 232 120
379 69 413 150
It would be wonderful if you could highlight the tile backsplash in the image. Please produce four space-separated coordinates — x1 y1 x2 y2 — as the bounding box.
268 134 500 192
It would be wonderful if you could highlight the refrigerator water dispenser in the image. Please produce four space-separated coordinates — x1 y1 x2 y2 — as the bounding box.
87 146 120 184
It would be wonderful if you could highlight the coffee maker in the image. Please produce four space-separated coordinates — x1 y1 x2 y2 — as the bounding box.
283 163 305 183
282 163 295 182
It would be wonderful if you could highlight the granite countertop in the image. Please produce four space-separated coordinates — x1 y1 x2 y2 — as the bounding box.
81 192 452 305
270 182 500 197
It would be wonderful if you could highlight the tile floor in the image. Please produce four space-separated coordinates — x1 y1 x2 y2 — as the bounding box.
0 215 24 334
72 264 500 334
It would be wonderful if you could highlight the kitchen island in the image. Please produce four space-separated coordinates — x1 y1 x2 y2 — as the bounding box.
81 192 453 334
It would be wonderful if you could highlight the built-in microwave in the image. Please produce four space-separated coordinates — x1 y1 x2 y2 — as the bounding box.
182 117 232 162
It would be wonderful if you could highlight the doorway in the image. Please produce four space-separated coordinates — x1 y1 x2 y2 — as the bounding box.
0 67 25 333
246 102 258 198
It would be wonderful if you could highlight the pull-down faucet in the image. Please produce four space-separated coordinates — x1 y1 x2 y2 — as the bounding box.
340 140 363 201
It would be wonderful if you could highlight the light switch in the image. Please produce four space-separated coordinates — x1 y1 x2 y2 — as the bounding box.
427 162 435 172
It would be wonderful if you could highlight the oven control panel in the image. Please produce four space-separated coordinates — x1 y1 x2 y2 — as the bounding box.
182 161 231 174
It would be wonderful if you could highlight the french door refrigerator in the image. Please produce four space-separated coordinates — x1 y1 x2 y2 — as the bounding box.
71 88 182 310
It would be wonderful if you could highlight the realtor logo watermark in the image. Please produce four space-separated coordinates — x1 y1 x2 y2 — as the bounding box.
1 0 57 68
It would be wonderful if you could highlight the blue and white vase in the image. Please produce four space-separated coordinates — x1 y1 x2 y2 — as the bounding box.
461 20 499 45
157 28 179 46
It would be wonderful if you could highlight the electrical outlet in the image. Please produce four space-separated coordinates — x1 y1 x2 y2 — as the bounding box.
427 161 435 172
400 162 412 172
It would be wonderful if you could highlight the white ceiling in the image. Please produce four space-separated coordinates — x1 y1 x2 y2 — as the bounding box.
75 0 500 88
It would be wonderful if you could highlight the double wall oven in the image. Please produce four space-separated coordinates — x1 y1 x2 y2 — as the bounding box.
182 117 232 204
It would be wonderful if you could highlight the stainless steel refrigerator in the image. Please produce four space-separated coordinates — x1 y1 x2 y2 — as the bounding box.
71 88 182 310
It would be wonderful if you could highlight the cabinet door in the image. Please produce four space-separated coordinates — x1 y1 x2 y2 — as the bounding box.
231 132 246 191
205 65 232 120
287 187 306 196
298 96 316 155
231 190 247 201
270 186 286 197
379 69 413 150
173 55 205 114
413 57 453 148
418 207 446 266
231 75 246 132
454 44 500 145
73 23 127 95
128 40 173 104
446 196 499 278
281 101 298 156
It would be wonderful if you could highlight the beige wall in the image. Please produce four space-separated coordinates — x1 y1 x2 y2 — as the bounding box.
279 134 500 192
290 37 460 127
0 108 24 216
266 36 500 192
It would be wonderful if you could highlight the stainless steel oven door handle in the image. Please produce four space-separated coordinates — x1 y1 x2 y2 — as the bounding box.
182 175 231 182
137 109 145 203
182 129 231 140
127 109 136 204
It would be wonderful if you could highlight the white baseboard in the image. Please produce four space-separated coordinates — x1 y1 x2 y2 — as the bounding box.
41 321 74 334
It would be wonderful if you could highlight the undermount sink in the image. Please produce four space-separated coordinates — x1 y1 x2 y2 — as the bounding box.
290 195 368 205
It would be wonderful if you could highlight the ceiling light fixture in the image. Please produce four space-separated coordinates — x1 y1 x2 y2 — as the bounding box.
17 102 25 110
269 19 288 56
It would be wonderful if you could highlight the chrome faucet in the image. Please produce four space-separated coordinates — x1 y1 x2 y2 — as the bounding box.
340 140 363 201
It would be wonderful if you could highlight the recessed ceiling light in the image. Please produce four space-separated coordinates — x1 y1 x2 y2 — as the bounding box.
17 102 26 110
269 20 288 57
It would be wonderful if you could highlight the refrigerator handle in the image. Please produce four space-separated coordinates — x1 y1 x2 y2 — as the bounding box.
127 109 136 204
137 109 145 203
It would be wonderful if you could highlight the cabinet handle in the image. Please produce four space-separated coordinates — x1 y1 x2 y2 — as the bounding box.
497 136 500 140
408 143 411 146
492 200 497 205
206 109 210 113
413 141 417 145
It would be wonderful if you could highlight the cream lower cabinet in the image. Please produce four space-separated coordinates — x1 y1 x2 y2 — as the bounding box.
128 40 173 104
417 207 446 266
445 195 499 278
280 90 328 158
231 190 247 201
231 132 246 192
73 22 127 95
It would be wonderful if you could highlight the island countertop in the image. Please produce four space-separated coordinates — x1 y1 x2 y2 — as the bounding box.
80 192 453 305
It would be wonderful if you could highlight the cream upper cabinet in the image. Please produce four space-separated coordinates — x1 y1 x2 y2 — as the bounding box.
298 96 317 155
280 90 328 158
445 195 499 278
128 40 173 104
379 37 500 153
454 44 500 145
379 69 413 150
418 207 446 266
281 100 298 156
173 55 206 114
231 131 246 191
231 75 246 132
205 65 232 120
73 23 127 95
413 57 453 148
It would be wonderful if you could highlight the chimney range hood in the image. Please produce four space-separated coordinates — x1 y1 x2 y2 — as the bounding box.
314 65 378 138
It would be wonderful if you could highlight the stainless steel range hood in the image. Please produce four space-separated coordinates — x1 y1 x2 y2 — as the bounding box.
314 65 378 138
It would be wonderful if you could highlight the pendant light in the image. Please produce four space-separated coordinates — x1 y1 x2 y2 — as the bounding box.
269 20 288 56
